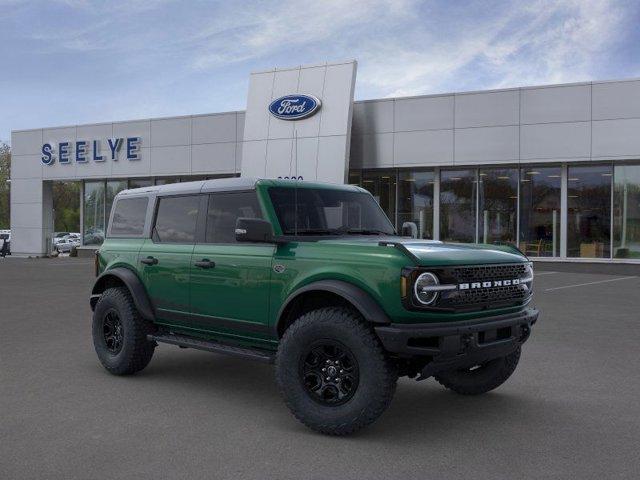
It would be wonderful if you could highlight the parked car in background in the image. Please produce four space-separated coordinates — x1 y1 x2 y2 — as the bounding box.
83 228 104 245
52 232 71 246
55 237 80 253
0 230 10 256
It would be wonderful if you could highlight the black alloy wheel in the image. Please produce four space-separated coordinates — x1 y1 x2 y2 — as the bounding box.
299 340 359 406
102 309 124 354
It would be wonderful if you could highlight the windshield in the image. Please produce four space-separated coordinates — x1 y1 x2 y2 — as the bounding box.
268 187 395 236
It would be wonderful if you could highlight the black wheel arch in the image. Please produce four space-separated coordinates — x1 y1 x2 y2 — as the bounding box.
90 267 155 321
276 280 391 337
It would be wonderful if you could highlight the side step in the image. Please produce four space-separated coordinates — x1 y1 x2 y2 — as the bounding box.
148 333 275 364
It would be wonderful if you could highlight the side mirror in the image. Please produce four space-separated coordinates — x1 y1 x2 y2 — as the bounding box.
235 218 274 243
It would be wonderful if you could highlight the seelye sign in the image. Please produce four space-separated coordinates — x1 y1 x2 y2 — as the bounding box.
41 137 141 165
268 94 321 120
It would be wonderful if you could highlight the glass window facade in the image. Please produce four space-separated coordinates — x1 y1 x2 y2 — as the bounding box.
519 167 561 257
479 168 518 245
613 164 640 259
398 170 434 239
440 169 477 243
351 162 639 261
567 165 612 258
360 170 396 227
83 181 106 245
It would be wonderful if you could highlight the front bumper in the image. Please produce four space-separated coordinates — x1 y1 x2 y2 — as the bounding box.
375 308 538 379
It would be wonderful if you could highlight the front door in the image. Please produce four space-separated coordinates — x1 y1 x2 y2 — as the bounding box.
190 191 274 338
140 194 201 324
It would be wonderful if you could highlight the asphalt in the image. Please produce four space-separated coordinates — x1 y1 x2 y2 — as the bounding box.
1 257 639 480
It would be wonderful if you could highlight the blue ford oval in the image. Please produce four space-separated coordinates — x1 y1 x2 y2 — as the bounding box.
268 94 321 120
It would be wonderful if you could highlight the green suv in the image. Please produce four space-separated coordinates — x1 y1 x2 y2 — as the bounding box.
90 178 538 435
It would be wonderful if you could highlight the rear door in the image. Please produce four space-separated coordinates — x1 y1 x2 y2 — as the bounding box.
140 194 202 324
190 191 274 337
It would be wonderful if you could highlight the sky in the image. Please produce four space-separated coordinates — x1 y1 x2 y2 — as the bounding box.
1 0 639 144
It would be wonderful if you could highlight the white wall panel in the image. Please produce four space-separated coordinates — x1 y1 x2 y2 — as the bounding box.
11 154 43 179
455 125 519 164
592 80 640 120
522 85 590 124
151 117 190 147
455 90 519 128
352 101 394 134
317 135 349 184
192 142 236 173
394 95 454 132
150 146 190 175
192 113 237 144
394 129 453 166
592 118 640 158
242 71 275 141
521 122 590 160
11 129 43 156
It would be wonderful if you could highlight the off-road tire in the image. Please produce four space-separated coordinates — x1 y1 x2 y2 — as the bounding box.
434 347 521 395
92 287 155 375
276 307 397 436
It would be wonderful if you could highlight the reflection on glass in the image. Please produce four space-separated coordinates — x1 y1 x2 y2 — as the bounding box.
128 178 153 189
106 180 128 228
154 177 181 185
519 167 561 256
359 170 396 227
440 169 477 243
398 170 434 239
613 164 640 259
567 165 612 258
479 168 517 245
348 170 361 186
83 181 106 245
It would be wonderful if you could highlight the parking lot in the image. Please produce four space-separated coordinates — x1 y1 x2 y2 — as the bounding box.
1 258 639 480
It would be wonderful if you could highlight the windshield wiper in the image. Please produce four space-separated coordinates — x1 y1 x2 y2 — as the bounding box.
286 229 342 236
341 228 390 235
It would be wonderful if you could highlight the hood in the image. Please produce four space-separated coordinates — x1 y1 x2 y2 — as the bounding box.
400 240 526 266
317 236 527 266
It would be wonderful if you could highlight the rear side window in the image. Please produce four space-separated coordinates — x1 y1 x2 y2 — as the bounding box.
109 197 148 236
205 192 262 243
153 195 200 243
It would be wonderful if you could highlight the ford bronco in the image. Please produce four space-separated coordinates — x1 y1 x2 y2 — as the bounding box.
90 178 538 435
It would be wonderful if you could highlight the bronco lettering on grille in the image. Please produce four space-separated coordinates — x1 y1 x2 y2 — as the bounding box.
459 278 521 290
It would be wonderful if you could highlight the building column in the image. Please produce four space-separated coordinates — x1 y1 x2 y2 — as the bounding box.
10 178 52 256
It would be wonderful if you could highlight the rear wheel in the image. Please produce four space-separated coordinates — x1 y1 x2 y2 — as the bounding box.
434 347 521 395
276 307 397 436
92 287 155 375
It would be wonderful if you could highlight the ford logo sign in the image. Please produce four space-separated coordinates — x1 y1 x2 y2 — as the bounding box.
268 94 321 120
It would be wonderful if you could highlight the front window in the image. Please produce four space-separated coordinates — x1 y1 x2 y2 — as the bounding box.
268 187 395 236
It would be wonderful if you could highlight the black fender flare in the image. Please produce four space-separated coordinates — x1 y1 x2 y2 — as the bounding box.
90 267 155 321
276 280 391 334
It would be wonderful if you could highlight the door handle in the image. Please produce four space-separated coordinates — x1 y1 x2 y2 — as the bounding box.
194 259 215 269
140 256 158 265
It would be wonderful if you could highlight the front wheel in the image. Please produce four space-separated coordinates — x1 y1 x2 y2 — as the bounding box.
275 307 397 436
434 347 521 395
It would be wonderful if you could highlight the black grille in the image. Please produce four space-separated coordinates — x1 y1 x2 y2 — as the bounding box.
415 263 532 312
450 264 527 283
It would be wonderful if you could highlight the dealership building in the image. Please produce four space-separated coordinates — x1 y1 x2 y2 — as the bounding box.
10 60 640 262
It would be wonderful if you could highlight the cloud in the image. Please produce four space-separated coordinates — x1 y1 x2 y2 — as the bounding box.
355 0 629 98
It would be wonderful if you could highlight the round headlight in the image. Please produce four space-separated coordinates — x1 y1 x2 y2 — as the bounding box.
523 263 534 290
414 272 440 305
